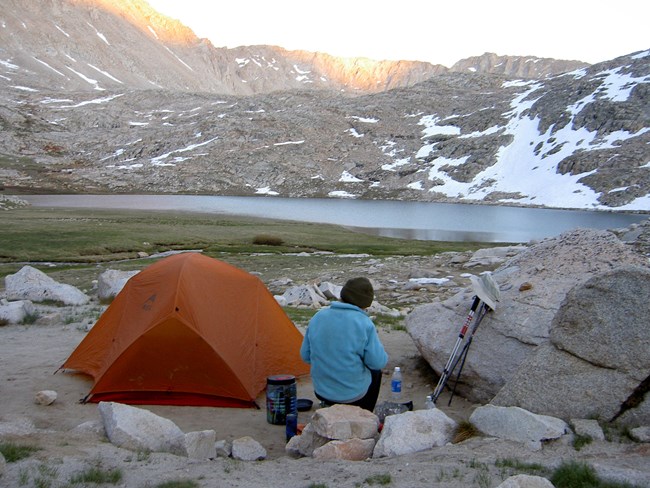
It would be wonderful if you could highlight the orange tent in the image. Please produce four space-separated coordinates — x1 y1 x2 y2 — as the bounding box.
61 252 308 407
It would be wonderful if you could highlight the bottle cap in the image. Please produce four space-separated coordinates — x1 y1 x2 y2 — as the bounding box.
394 366 400 371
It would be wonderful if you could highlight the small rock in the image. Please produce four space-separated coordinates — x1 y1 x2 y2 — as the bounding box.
215 439 232 457
629 426 650 443
570 418 605 441
35 390 57 405
312 438 376 461
231 436 266 461
496 474 555 488
184 430 216 459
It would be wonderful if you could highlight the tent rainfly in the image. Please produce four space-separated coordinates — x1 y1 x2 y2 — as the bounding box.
60 252 309 407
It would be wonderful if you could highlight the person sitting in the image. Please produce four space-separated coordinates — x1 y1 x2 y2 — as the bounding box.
300 277 388 412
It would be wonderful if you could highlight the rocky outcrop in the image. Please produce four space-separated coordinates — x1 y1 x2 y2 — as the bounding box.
450 52 587 79
97 269 140 302
5 266 90 306
492 266 650 426
406 228 650 424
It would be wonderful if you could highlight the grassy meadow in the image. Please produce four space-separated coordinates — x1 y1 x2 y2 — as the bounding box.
0 206 493 268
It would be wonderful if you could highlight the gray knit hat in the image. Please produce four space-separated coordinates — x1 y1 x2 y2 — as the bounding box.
340 277 374 309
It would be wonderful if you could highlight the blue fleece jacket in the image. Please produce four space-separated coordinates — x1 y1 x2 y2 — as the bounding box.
300 301 388 402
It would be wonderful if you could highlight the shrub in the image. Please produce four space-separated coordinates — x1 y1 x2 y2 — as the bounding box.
252 234 284 246
550 460 642 488
453 420 479 443
21 311 40 325
365 473 392 485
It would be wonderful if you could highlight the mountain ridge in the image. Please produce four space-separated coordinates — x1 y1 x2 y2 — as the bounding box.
0 0 648 211
0 0 589 95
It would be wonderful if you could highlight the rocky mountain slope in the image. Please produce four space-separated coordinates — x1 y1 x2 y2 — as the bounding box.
0 0 648 210
0 0 586 95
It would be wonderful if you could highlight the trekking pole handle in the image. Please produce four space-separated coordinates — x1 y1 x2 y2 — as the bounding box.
459 296 481 337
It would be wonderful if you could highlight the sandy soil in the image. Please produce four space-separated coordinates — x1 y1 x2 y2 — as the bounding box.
2 320 650 488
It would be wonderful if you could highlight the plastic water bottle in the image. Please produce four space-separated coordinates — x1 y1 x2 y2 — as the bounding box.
390 366 402 401
425 395 436 410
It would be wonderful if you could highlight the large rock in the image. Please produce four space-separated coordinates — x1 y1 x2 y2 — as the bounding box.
5 265 90 305
98 402 186 456
97 269 139 301
372 408 457 458
310 404 379 440
469 404 568 451
0 299 35 324
492 266 650 426
280 284 329 308
406 229 649 403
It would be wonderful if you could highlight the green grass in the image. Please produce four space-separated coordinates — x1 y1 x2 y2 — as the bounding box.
495 457 549 476
69 466 123 484
283 307 317 327
364 473 392 485
0 206 497 266
550 460 643 488
573 433 594 451
155 481 200 488
0 441 40 462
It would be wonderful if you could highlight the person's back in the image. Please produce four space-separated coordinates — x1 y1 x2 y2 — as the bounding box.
300 277 388 411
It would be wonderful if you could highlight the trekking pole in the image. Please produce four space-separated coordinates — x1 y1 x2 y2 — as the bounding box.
430 272 500 405
446 302 490 406
431 295 482 403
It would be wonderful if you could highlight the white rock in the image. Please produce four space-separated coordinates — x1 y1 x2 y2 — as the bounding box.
312 438 376 461
318 281 342 300
97 269 139 301
311 404 379 440
231 436 266 461
496 474 555 488
284 422 329 457
215 439 232 457
373 408 457 458
184 430 216 459
0 299 35 324
34 390 57 405
5 265 89 305
0 451 6 478
282 284 329 308
630 426 650 443
470 405 568 450
98 402 187 456
570 418 605 441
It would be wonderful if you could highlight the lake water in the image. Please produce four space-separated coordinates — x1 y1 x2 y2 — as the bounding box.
21 194 649 243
